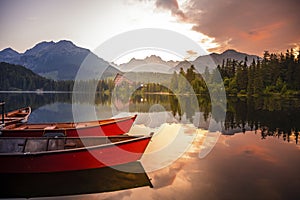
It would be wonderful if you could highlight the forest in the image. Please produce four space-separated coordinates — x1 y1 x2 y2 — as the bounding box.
214 49 300 96
166 49 300 96
0 62 74 91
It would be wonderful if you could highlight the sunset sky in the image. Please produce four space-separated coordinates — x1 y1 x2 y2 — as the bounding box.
0 0 299 62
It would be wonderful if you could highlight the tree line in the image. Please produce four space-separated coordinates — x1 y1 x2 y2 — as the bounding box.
218 49 300 96
0 62 114 94
167 49 300 96
0 62 73 91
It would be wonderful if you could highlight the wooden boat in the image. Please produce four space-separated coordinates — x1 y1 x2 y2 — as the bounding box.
0 115 137 137
0 106 31 127
0 135 152 173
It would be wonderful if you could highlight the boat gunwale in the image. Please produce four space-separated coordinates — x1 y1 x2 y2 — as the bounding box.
2 114 137 132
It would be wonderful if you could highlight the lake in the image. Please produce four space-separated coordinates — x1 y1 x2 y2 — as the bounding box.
0 92 299 199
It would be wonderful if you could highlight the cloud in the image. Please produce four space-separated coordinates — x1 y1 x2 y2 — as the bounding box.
154 0 186 20
185 49 198 60
181 0 300 55
146 0 300 55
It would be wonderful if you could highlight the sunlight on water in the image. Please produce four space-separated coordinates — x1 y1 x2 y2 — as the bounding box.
127 122 218 172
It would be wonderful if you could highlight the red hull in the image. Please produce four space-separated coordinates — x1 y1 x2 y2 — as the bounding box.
1 115 137 137
0 136 151 173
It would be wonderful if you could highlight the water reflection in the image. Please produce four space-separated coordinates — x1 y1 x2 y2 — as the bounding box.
1 92 300 144
38 131 299 200
0 92 299 199
0 161 152 198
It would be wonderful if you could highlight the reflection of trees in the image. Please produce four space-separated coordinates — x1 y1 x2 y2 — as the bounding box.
128 92 300 145
129 93 172 113
3 91 299 144
129 92 212 122
225 97 300 144
0 93 72 112
260 128 299 144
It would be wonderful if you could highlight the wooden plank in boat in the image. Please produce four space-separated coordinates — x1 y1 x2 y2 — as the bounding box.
44 126 56 130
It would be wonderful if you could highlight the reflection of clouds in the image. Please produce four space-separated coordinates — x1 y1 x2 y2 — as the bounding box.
141 123 196 172
134 112 178 128
57 130 300 200
151 162 185 189
238 145 277 163
183 128 207 159
256 179 281 200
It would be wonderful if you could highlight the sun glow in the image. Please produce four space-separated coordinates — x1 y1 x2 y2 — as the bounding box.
89 1 218 63
292 44 300 59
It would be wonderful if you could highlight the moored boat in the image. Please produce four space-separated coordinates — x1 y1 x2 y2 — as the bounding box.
0 115 137 137
0 104 31 127
0 135 152 173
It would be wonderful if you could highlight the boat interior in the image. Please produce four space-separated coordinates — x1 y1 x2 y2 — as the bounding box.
3 116 132 130
0 136 138 154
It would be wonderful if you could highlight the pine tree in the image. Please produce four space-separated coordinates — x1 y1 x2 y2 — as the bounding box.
253 58 264 95
247 59 255 95
170 71 178 92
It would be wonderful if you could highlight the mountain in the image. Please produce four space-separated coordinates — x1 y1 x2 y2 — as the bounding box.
0 48 21 64
115 49 259 74
116 55 179 73
173 49 260 73
209 49 259 65
0 40 120 80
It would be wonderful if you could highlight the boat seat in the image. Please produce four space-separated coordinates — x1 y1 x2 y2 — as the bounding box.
64 143 77 148
44 126 56 130
75 124 87 128
15 126 28 130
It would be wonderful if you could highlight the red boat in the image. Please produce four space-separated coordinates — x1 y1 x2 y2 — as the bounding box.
0 115 137 137
0 135 152 173
0 105 31 127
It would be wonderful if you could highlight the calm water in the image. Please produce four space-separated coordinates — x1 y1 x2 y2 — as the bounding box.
0 92 299 199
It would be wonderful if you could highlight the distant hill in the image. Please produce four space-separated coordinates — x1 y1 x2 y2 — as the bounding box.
121 71 173 84
115 49 259 74
116 55 179 73
0 40 120 80
0 62 72 91
172 49 260 73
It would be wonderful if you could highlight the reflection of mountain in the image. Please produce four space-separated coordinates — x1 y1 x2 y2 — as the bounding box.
28 102 74 123
0 40 120 80
0 161 152 198
0 92 72 113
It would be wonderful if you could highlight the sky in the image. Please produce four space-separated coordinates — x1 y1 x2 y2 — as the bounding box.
0 0 299 63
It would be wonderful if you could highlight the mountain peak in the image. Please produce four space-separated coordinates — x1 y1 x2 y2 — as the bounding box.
0 47 21 64
56 40 76 47
25 41 55 55
223 49 238 54
0 47 20 55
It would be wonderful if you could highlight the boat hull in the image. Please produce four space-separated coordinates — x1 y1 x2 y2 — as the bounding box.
1 115 137 137
0 136 151 173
